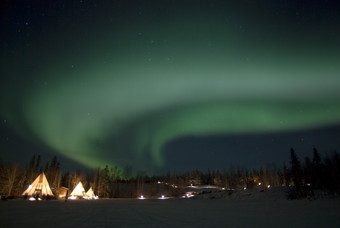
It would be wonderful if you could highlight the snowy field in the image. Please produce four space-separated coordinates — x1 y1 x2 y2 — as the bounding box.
1 190 339 228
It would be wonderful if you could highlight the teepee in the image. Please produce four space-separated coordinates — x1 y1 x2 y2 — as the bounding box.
22 172 54 196
70 182 86 197
85 187 96 199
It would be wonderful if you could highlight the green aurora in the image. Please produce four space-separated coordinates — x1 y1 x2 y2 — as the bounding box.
21 60 340 169
1 1 340 172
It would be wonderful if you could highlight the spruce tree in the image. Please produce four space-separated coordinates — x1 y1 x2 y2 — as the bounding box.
290 148 304 197
312 147 323 189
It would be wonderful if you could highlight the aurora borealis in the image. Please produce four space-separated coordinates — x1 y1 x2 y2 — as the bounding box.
1 1 340 174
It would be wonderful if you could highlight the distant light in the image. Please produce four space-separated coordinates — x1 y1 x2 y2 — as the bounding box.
267 185 270 188
139 195 145 200
28 185 32 190
222 188 225 190
29 197 36 201
243 187 246 190
157 181 161 184
185 193 194 198
258 182 262 186
158 195 166 200
307 183 311 186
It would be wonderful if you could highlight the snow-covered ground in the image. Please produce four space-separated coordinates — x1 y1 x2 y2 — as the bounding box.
1 188 339 227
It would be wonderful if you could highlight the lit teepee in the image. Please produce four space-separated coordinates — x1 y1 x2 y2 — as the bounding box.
70 182 86 197
22 172 54 196
85 187 96 199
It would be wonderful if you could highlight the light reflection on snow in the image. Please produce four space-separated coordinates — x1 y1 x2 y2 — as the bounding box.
69 195 77 200
183 193 194 198
138 195 145 200
158 195 168 200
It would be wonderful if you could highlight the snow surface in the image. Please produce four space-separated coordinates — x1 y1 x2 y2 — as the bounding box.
1 188 339 227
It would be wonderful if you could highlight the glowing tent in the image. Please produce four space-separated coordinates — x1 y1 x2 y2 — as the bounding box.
58 187 69 198
70 182 86 197
22 172 54 196
85 187 96 199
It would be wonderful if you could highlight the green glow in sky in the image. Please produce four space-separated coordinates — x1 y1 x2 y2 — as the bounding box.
1 1 340 172
21 57 340 169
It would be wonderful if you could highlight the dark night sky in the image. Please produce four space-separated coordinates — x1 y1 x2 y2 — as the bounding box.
1 0 340 175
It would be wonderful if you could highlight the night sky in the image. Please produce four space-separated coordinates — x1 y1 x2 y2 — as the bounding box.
1 1 340 175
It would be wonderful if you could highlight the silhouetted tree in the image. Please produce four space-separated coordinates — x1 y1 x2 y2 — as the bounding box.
45 156 61 195
323 152 340 195
0 163 19 196
189 169 201 186
304 156 313 186
213 170 223 186
136 170 146 197
277 169 284 186
312 147 324 189
99 165 111 198
123 165 132 181
288 148 304 199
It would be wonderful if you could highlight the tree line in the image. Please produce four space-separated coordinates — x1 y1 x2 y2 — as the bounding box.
0 147 339 199
286 147 340 199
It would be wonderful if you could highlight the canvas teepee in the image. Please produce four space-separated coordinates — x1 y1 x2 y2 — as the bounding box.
70 182 86 197
86 187 96 199
22 172 54 196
